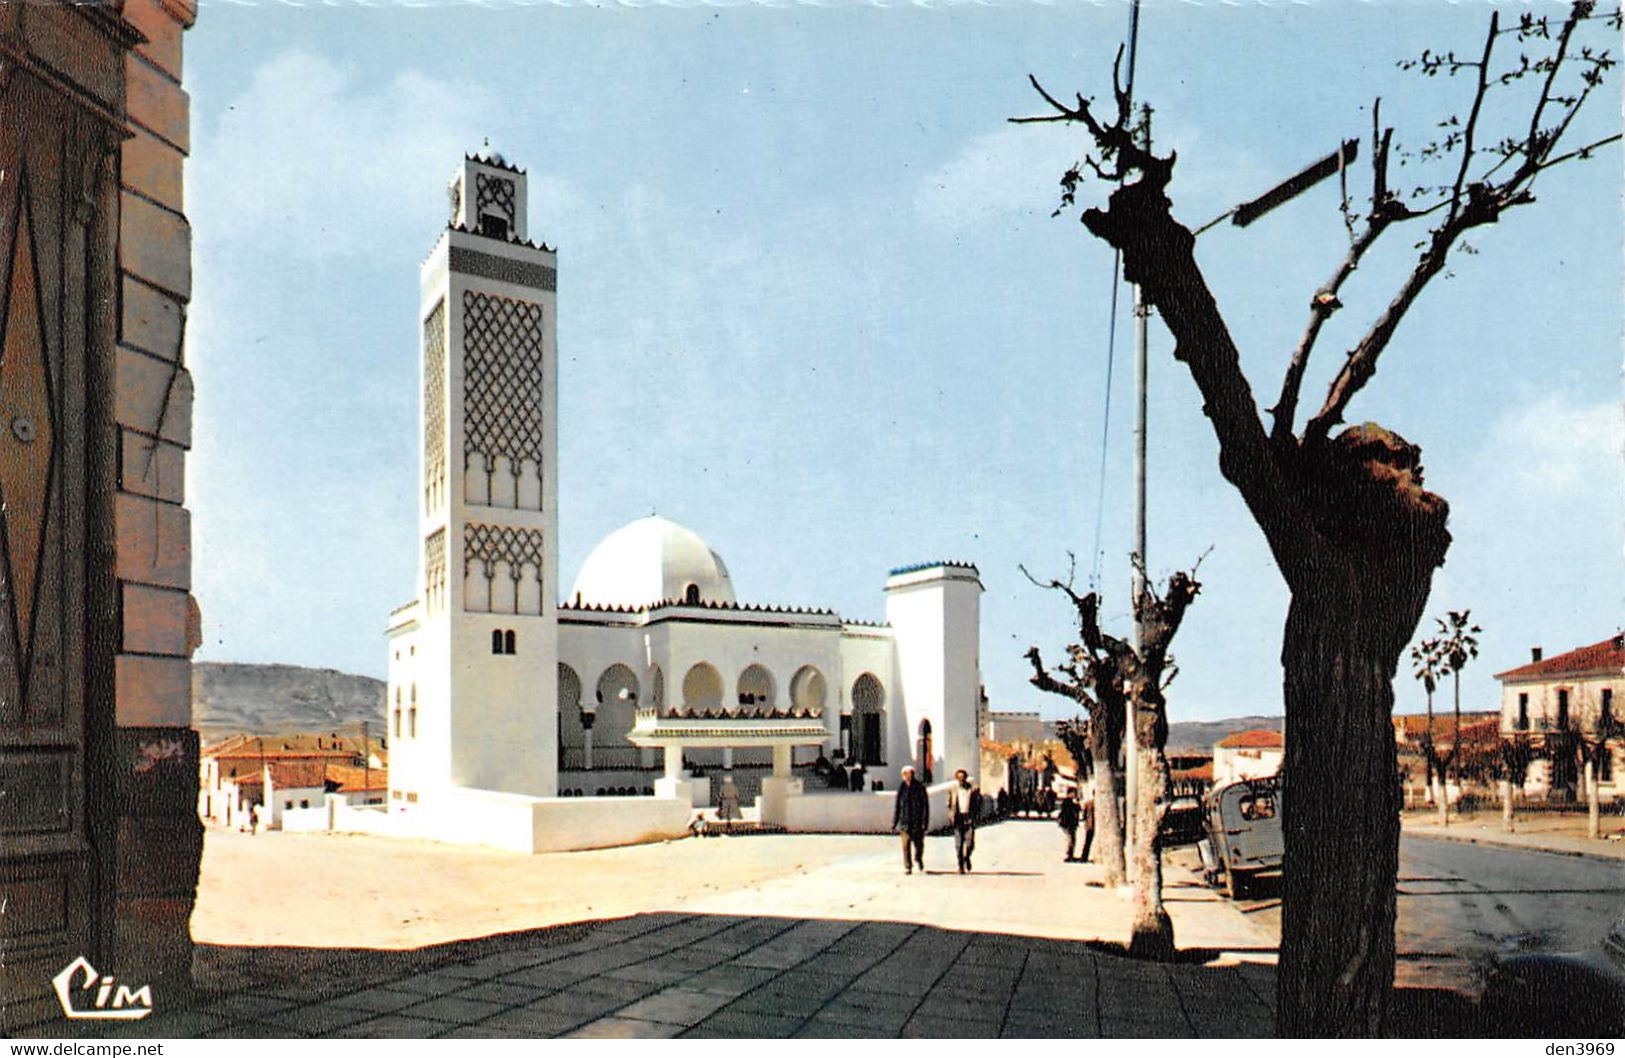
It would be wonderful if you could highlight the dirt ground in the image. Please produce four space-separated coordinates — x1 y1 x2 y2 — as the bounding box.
191 827 883 950
1400 806 1625 846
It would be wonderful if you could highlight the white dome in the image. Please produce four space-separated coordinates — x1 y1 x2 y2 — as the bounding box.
569 516 736 609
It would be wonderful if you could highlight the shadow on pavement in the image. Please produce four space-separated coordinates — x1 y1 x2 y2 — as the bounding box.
52 911 1536 1039
155 912 1285 1038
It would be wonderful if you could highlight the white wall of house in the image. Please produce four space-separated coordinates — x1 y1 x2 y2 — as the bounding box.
1213 745 1283 787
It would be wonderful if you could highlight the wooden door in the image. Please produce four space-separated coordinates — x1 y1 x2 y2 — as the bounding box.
0 7 126 1030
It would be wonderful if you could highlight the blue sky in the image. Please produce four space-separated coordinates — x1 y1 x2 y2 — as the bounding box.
184 1 1622 722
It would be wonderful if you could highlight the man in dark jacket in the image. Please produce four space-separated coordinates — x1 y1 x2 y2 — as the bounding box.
892 765 930 874
1058 789 1081 862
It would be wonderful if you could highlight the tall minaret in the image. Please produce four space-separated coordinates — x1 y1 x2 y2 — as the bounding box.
402 147 559 803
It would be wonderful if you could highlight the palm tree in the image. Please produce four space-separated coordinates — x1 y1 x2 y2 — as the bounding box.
1433 610 1482 818
1410 638 1447 824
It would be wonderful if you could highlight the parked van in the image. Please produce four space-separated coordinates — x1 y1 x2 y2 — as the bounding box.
1198 774 1283 898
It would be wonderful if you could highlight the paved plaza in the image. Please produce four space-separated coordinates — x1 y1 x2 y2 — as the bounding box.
156 910 1278 1039
100 817 1286 1038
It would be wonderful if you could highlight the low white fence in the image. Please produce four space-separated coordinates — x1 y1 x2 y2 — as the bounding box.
776 781 954 833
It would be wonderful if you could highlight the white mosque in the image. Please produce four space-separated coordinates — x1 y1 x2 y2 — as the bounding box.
379 151 984 852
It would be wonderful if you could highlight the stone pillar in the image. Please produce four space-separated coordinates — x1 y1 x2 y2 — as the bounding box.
722 747 733 771
772 743 791 779
583 729 593 770
113 0 201 1003
663 744 683 781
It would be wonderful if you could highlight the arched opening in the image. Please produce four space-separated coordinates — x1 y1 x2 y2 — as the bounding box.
594 664 640 765
917 718 934 784
789 665 827 716
504 629 516 655
737 664 775 711
684 582 701 605
682 662 723 714
851 673 885 766
558 664 583 767
491 629 504 654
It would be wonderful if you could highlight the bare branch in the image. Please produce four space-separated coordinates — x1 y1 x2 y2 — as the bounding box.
1272 196 1392 442
1018 560 1092 618
1526 1 1591 162
1531 130 1622 172
1447 12 1500 226
1013 70 1170 191
1025 645 1092 706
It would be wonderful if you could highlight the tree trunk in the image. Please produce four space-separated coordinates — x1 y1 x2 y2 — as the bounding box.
1501 779 1514 833
1277 586 1412 1037
1128 739 1173 958
1091 743 1126 888
1586 759 1600 840
1436 775 1449 827
1451 676 1462 819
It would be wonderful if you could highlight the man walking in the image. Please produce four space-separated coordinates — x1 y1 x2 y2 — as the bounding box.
1058 788 1081 862
893 765 930 875
947 768 979 874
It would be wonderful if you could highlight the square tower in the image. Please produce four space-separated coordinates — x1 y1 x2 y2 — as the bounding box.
393 150 559 807
884 561 984 785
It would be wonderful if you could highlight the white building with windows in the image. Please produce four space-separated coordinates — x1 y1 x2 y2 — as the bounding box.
379 151 983 852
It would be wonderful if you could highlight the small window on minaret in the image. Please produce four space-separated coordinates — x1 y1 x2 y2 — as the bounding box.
684 583 701 605
492 630 504 654
504 630 517 655
480 213 510 239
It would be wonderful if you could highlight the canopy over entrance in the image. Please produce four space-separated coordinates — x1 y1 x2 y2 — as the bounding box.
629 709 829 779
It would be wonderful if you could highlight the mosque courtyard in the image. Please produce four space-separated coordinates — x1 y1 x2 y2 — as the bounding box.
170 818 1286 1038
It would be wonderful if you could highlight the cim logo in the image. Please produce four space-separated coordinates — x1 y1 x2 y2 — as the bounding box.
51 956 154 1020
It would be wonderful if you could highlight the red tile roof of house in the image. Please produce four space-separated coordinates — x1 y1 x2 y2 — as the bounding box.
252 761 331 789
1171 761 1214 782
1495 635 1625 681
326 764 388 793
1217 729 1284 749
1393 711 1500 739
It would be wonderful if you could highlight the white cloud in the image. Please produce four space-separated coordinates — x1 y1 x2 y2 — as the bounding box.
914 122 1084 231
1484 394 1624 497
915 112 1271 235
190 52 520 259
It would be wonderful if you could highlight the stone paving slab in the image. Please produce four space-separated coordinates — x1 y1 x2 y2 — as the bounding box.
167 910 1277 1038
132 822 1293 1039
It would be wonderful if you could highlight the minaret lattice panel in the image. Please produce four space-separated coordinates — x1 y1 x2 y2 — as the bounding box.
423 299 447 508
462 290 546 480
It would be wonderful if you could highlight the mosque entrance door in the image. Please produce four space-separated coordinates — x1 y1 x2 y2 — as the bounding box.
857 714 881 767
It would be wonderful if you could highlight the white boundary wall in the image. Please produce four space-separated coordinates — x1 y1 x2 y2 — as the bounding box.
321 789 693 853
777 782 953 833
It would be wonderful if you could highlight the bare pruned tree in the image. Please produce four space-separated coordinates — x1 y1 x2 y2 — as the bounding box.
1575 714 1621 839
1025 561 1129 889
1013 0 1618 1035
1025 559 1201 957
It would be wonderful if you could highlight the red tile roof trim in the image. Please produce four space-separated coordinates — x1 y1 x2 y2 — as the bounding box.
1494 636 1625 681
1217 729 1284 749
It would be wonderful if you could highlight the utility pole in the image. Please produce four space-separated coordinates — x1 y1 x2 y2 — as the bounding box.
1124 103 1152 883
1120 120 1358 879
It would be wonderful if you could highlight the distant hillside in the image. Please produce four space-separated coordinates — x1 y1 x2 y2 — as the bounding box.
193 662 385 744
1166 714 1283 755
